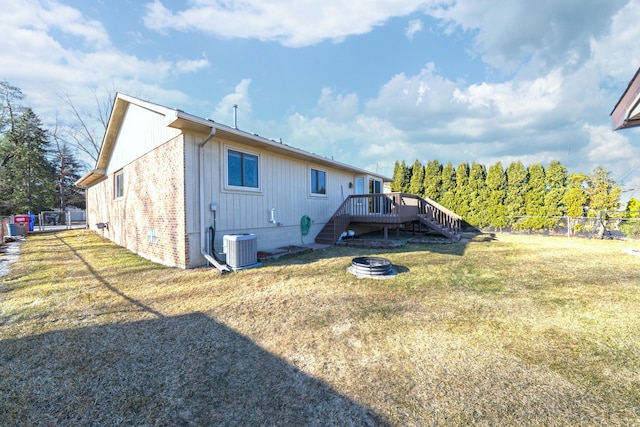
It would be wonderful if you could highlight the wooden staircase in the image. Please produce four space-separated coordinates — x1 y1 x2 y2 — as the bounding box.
417 214 460 240
315 193 462 245
315 215 351 245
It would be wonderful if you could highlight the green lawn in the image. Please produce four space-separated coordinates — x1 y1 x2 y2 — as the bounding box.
1 230 639 426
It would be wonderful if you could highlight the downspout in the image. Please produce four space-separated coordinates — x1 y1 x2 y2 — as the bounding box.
199 129 231 272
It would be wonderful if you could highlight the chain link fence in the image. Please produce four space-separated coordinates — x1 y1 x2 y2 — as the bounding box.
482 211 640 239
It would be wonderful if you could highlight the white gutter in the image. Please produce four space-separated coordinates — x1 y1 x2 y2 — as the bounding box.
198 129 230 272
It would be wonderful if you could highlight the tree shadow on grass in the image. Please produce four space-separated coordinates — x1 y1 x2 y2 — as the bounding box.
4 236 389 425
0 312 389 426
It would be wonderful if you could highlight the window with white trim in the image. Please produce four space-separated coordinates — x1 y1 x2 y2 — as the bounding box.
310 168 326 196
226 148 259 189
114 170 124 199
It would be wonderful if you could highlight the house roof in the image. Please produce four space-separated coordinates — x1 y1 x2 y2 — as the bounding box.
76 93 392 187
611 67 640 131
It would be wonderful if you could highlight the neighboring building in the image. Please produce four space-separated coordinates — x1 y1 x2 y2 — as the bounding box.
612 67 640 130
76 93 392 269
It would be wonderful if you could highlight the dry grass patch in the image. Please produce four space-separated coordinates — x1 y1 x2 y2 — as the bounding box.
1 231 639 425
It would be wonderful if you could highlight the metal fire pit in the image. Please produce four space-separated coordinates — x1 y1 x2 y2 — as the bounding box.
350 256 395 278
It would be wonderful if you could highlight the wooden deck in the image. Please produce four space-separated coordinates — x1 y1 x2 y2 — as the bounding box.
315 193 462 244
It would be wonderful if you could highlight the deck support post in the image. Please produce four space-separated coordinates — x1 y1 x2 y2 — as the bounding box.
384 226 388 240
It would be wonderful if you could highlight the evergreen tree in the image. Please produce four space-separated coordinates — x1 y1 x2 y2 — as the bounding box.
454 162 470 219
391 160 413 193
620 197 640 238
625 197 640 217
543 160 567 228
408 159 425 195
586 166 622 215
2 108 55 213
403 161 413 193
505 161 528 228
466 162 489 227
439 162 456 210
485 162 507 229
585 166 622 238
390 160 405 192
563 173 588 236
423 159 442 201
522 163 546 230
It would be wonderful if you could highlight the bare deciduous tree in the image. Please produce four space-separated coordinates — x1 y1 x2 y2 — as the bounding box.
57 86 115 163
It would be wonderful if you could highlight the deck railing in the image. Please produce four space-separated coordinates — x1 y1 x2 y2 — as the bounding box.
333 192 462 231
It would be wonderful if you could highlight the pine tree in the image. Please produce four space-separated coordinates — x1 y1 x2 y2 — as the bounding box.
466 162 488 227
454 162 470 219
485 162 507 229
625 197 640 217
408 159 425 195
586 166 622 215
543 160 567 229
390 161 405 192
403 162 413 193
3 108 55 214
620 197 640 238
423 159 442 201
439 162 456 210
563 173 588 236
505 161 528 228
522 163 546 230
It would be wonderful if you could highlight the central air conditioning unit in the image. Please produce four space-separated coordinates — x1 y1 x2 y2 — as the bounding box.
223 233 261 270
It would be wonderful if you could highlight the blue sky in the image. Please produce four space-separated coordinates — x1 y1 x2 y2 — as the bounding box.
2 0 640 195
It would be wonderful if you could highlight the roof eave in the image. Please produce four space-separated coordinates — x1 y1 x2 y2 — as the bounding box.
75 169 106 187
168 110 393 181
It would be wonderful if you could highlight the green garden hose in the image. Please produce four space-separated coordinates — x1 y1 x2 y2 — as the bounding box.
300 215 311 244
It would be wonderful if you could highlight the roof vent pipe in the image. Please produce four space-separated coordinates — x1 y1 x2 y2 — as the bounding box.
233 104 238 129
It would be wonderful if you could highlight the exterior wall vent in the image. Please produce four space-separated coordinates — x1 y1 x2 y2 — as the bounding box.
223 234 261 270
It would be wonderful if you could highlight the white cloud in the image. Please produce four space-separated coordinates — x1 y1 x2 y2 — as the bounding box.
282 108 408 175
452 69 563 126
0 0 110 49
366 63 458 125
589 0 640 81
585 124 638 163
0 0 208 124
430 0 629 74
315 88 359 122
2 0 639 187
213 79 254 126
405 19 423 40
174 55 210 74
143 0 433 47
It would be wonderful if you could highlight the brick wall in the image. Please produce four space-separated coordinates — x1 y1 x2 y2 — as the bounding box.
86 136 188 268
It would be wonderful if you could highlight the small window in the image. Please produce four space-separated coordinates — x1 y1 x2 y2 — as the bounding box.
227 149 259 189
115 170 124 199
147 228 158 243
310 168 326 195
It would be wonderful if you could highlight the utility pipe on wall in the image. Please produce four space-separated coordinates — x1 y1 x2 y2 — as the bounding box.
198 129 230 272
